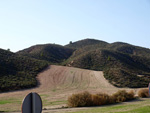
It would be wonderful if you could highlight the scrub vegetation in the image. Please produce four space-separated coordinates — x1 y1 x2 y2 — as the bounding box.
67 90 135 107
0 49 48 92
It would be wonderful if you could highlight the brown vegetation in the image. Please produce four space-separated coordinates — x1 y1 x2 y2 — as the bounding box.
67 91 92 107
112 90 135 102
138 89 149 98
91 93 111 106
67 90 135 107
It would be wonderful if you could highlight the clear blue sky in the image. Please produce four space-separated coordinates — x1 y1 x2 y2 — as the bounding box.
0 0 150 52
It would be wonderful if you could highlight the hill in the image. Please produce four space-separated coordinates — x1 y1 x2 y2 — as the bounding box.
17 44 74 63
64 39 150 88
0 49 48 92
1 38 150 92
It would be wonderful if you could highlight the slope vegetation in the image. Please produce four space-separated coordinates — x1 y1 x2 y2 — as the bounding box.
0 49 48 92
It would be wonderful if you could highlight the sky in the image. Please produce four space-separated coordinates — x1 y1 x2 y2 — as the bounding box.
0 0 150 52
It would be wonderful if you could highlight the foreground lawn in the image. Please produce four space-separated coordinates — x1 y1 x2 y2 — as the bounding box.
0 98 150 113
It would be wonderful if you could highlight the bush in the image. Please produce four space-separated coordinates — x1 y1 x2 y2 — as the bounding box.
138 89 149 98
112 90 135 102
91 93 110 106
127 90 135 100
67 90 135 107
67 91 92 107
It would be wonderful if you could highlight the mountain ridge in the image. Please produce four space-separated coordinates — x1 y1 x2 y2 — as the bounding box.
0 38 150 92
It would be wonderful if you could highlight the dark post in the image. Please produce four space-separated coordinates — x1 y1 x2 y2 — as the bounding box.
149 83 150 97
22 92 42 113
32 93 36 113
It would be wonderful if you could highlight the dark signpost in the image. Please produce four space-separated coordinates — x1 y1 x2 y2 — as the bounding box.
22 92 42 113
149 83 150 97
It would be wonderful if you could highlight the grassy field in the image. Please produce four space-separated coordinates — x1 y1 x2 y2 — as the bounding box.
0 97 149 113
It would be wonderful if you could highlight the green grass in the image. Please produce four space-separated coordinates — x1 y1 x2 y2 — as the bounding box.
0 100 12 105
128 106 150 113
0 98 21 105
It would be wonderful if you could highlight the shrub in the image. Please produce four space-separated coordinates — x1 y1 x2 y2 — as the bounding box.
67 90 135 108
67 91 92 107
91 93 110 106
138 89 149 98
109 96 116 104
112 90 135 102
127 90 135 100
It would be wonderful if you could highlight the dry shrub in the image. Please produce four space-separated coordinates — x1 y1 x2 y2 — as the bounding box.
109 95 117 104
67 91 92 107
67 90 135 107
127 90 135 100
112 90 135 102
91 93 110 106
138 89 149 98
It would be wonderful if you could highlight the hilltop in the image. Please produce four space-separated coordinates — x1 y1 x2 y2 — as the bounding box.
17 44 74 63
66 39 108 49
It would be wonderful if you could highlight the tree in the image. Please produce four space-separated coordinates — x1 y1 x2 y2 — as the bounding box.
69 41 73 44
7 48 10 51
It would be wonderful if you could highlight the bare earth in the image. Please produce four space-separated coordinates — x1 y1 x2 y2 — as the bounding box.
0 65 144 112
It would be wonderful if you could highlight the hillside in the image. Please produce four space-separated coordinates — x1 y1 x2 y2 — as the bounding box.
17 44 74 63
0 49 48 92
108 42 150 58
66 49 150 87
64 39 150 88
